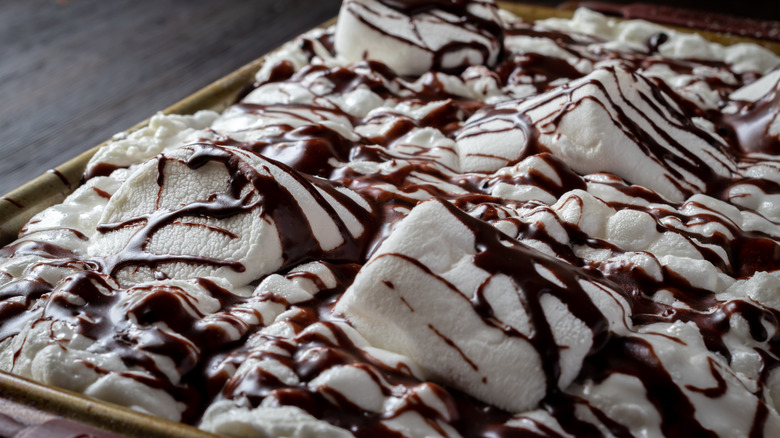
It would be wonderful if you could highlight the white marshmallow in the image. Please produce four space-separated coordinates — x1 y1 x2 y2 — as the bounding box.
336 199 628 412
335 0 503 76
88 144 369 288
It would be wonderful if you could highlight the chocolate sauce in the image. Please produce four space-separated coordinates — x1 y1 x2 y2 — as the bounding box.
46 169 71 189
495 53 585 92
0 197 24 209
3 7 780 438
721 79 780 155
82 162 120 180
647 32 669 54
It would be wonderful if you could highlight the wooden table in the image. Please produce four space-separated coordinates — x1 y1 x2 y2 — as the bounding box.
0 0 342 197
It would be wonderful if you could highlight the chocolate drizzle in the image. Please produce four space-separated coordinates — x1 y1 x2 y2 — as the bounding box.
2 7 780 438
721 77 780 155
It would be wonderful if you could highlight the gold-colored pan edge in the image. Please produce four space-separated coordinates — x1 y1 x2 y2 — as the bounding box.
0 3 779 437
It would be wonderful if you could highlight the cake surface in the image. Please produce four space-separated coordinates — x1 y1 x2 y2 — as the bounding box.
2 1 780 437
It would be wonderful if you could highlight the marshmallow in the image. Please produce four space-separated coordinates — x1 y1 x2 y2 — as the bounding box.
336 199 629 412
335 0 504 76
458 66 736 202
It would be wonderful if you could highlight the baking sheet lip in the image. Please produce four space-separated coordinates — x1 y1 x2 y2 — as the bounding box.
0 370 221 438
0 3 779 437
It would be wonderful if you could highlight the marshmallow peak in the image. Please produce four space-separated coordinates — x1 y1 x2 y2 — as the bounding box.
457 66 736 202
336 199 630 412
335 0 504 76
88 143 371 288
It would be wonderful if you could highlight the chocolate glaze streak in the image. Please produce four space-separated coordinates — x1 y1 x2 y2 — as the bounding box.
581 336 719 437
46 169 71 189
721 78 780 155
0 197 23 209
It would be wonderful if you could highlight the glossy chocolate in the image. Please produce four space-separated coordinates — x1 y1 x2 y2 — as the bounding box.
2 4 780 437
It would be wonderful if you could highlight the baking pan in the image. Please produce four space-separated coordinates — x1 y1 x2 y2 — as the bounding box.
1 3 779 437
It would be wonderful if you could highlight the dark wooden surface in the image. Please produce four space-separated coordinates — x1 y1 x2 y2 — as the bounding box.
0 0 777 197
0 0 342 196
